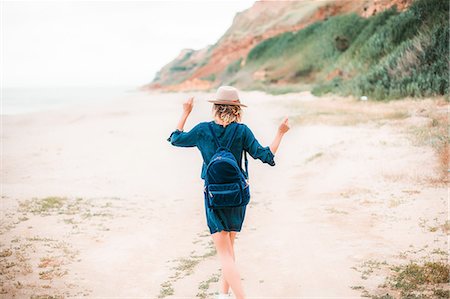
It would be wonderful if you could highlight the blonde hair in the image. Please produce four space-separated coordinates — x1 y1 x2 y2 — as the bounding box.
212 104 242 125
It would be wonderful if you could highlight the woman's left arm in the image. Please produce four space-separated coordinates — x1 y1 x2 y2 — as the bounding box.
269 117 290 154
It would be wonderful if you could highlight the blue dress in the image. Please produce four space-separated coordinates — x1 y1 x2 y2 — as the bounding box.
167 120 275 234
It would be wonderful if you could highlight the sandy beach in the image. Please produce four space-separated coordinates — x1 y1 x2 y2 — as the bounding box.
1 91 448 298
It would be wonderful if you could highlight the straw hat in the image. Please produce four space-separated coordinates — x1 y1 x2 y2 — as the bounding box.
208 86 247 107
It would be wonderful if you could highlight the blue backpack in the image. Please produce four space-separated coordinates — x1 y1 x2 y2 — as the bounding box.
204 122 250 209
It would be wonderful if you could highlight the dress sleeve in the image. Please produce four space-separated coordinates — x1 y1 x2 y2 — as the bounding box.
167 124 201 148
243 125 275 166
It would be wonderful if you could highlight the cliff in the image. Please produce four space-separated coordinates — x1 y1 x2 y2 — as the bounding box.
142 0 448 100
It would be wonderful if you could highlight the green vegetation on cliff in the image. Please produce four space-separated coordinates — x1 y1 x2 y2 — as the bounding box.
228 0 448 100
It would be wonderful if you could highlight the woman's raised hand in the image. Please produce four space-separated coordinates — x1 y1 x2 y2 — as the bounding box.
278 117 290 134
270 117 289 154
177 97 194 131
183 96 194 114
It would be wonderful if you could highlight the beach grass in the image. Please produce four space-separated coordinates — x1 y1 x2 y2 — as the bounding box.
196 272 221 299
352 253 449 298
158 281 174 298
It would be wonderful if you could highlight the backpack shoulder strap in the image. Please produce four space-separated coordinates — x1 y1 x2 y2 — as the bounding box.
243 150 249 180
208 122 221 148
231 123 249 180
225 122 240 149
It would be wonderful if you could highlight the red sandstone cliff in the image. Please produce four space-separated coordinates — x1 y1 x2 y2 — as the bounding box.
142 0 413 92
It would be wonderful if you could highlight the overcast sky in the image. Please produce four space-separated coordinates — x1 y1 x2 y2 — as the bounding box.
2 0 255 88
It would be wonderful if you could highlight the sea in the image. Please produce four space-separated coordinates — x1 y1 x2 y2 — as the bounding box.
1 86 140 115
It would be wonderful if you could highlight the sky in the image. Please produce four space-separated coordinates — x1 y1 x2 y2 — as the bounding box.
2 0 255 88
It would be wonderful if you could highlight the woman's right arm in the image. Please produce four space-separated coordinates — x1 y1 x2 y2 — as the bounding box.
243 118 289 165
167 97 199 147
243 125 276 166
176 97 193 131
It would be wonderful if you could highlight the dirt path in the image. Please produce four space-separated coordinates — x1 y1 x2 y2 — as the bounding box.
1 91 448 298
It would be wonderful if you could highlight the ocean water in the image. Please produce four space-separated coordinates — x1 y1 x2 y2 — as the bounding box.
1 86 139 115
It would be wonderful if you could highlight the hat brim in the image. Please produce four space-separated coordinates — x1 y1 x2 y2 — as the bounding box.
208 99 247 107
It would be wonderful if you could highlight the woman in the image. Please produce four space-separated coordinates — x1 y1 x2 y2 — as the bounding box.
167 86 289 299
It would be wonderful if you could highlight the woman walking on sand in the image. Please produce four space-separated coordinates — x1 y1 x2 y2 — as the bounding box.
167 86 289 299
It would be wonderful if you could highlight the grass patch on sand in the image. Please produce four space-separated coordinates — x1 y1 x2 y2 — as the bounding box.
174 257 200 275
406 102 448 182
38 268 68 280
158 281 174 298
386 261 449 295
0 236 79 295
18 196 116 225
440 221 450 235
174 243 217 276
20 196 68 214
424 219 450 234
0 249 13 258
2 196 117 235
326 207 349 215
352 255 449 298
159 236 217 298
388 198 406 208
197 272 221 299
38 256 64 268
305 152 323 163
352 259 389 280
19 196 81 216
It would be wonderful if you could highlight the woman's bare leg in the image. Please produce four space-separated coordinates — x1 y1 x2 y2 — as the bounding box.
221 231 237 294
212 231 245 299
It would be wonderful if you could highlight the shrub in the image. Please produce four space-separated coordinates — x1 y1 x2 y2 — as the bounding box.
225 58 243 75
239 0 448 100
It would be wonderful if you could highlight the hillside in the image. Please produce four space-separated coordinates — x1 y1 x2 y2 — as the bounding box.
142 0 448 100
